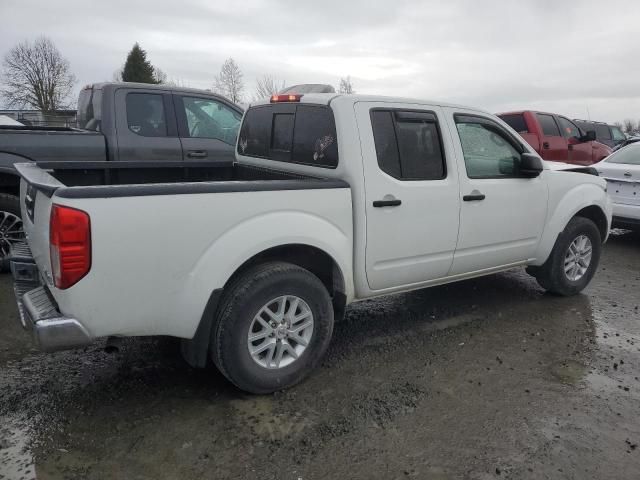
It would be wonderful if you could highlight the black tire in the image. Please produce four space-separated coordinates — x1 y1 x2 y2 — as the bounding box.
528 217 602 296
211 261 334 394
0 193 22 273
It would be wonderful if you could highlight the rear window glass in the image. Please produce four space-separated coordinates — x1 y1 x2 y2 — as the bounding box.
77 88 102 131
499 114 528 134
126 93 167 137
536 114 561 136
238 104 338 168
371 109 446 180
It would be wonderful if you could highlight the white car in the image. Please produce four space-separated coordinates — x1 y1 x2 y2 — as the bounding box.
10 92 612 393
594 143 640 230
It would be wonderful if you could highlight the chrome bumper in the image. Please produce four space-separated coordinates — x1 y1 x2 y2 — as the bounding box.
9 243 92 352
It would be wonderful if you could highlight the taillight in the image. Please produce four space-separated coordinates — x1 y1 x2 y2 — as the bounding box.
50 204 91 289
270 94 302 103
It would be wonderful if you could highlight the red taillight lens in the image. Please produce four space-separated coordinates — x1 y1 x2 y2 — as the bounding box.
50 204 91 289
270 94 302 103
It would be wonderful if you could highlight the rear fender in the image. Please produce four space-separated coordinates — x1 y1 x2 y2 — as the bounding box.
179 211 353 336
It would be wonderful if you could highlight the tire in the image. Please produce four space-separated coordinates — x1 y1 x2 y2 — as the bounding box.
529 217 602 296
0 193 23 273
211 261 334 394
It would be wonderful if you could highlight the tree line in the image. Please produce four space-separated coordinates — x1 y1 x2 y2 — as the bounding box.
0 36 355 112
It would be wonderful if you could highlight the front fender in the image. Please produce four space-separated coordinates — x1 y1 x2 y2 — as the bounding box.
533 182 611 265
178 210 354 336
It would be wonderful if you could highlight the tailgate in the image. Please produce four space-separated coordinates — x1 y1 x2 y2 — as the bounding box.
16 163 64 282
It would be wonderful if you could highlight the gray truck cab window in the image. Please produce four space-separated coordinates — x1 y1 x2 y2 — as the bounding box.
182 97 241 145
126 93 167 137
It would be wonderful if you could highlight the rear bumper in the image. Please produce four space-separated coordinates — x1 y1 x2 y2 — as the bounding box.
9 243 92 352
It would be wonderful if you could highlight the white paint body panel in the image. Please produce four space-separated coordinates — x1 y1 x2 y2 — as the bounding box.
593 149 640 222
21 93 612 342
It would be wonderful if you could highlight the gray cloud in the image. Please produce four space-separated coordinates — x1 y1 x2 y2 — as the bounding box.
1 0 639 122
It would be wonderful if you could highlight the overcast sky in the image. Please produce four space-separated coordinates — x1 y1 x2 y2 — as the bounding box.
1 0 638 123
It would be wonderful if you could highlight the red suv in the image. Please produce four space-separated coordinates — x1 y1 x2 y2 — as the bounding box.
498 110 611 165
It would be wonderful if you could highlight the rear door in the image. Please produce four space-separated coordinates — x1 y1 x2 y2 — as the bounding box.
536 113 568 161
174 94 242 162
114 87 182 162
356 102 461 291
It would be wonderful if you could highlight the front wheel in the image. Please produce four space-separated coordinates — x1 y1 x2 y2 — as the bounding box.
211 261 334 394
0 193 24 272
528 217 602 296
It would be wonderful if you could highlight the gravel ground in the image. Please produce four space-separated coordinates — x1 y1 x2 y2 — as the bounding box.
0 230 639 480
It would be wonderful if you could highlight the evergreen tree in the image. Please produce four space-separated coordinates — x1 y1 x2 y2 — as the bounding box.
121 43 159 84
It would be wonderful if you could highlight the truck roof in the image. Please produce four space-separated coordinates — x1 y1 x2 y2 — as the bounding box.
82 82 240 104
250 93 491 115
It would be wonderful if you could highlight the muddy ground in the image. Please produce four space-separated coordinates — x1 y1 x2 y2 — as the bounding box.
1 231 639 480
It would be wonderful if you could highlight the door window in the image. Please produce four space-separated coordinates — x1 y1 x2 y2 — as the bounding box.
126 93 167 137
558 117 581 139
611 126 626 141
595 124 612 141
499 114 529 134
455 115 523 179
181 97 242 145
536 114 561 136
370 109 446 180
606 144 640 165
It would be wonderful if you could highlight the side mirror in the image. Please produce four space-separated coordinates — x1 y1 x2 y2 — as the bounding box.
519 152 543 178
580 130 596 142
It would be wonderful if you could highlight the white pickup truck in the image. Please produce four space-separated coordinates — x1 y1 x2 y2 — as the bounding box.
10 92 612 393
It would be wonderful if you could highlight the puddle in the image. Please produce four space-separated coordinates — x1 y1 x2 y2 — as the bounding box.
549 360 588 385
0 416 36 480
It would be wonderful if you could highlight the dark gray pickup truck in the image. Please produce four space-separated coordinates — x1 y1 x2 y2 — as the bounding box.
0 82 243 266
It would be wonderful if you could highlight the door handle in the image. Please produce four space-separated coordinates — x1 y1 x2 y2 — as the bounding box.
568 144 574 151
624 172 632 177
463 193 486 201
187 150 208 158
542 142 550 149
373 199 402 207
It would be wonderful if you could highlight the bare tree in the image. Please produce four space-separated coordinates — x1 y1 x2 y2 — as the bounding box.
254 75 286 100
623 119 636 134
213 58 244 103
1 37 76 111
338 76 355 94
614 121 623 130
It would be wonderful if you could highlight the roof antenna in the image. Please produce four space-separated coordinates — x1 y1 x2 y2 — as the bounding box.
586 105 591 121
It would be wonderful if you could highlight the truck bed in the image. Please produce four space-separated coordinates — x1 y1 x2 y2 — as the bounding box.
17 161 347 198
0 126 106 163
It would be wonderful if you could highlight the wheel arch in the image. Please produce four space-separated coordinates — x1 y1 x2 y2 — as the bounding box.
181 243 349 368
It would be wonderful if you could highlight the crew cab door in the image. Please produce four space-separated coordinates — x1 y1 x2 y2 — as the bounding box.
114 87 182 162
173 94 242 162
535 113 568 161
356 102 461 291
444 109 548 275
558 116 592 165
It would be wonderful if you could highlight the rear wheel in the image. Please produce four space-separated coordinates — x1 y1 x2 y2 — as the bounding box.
0 194 24 272
211 262 334 394
528 217 601 296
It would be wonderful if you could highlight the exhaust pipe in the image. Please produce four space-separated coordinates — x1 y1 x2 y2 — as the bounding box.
104 336 123 354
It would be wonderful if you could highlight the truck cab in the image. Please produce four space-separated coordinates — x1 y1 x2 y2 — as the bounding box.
498 110 612 165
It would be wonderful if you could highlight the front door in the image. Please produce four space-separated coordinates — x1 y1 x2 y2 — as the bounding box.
173 95 243 162
445 109 548 275
558 116 592 165
356 102 461 291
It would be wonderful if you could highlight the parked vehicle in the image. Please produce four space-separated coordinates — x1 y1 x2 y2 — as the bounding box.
573 119 627 149
612 136 640 152
497 111 611 165
10 92 612 393
0 82 243 267
593 143 640 230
